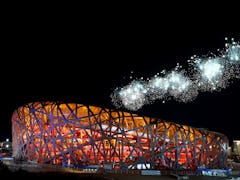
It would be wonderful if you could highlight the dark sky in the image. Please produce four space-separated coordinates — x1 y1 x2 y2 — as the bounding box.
1 20 239 145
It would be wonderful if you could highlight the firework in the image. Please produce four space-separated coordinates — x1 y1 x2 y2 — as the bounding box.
111 39 239 111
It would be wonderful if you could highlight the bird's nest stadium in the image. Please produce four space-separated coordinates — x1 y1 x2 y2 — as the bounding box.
12 102 228 170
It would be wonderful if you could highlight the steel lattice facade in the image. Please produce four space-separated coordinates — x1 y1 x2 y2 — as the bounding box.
12 102 228 170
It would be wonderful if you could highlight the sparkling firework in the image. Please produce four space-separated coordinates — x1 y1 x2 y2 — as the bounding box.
166 71 190 93
226 42 240 62
148 76 168 100
166 71 198 102
111 81 148 111
111 38 240 111
198 58 223 82
193 58 227 91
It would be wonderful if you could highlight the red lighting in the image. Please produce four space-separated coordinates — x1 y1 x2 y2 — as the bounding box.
12 102 228 170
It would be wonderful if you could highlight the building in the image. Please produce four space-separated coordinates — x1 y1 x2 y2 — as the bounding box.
233 140 240 155
231 140 240 162
0 138 12 157
12 102 228 170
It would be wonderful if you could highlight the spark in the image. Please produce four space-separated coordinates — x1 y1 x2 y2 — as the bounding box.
149 77 169 92
193 58 228 91
111 81 148 111
167 71 190 92
196 58 225 86
226 43 240 62
166 71 198 102
198 59 223 81
111 39 240 111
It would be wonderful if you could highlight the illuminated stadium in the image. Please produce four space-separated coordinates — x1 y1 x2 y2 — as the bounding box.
12 102 228 170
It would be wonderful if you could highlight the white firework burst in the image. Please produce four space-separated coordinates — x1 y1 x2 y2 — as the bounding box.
111 81 148 111
224 40 240 79
147 76 169 101
111 38 239 111
226 42 240 62
166 71 198 102
193 58 228 91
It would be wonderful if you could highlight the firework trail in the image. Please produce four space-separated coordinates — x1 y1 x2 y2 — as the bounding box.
111 38 240 111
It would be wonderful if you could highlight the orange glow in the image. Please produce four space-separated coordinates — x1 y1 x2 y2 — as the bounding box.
12 102 228 170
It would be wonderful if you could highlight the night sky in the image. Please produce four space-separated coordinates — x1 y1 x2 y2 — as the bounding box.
1 23 239 145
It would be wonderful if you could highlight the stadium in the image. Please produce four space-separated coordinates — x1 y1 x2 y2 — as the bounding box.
12 102 228 170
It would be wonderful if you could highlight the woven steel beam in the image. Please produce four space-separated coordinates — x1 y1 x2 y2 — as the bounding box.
12 102 228 170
